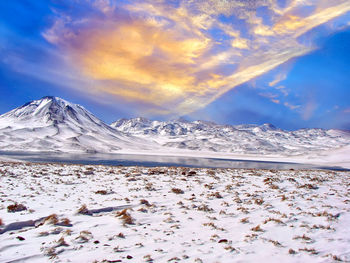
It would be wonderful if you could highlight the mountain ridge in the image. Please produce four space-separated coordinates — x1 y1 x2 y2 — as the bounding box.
0 96 156 153
0 96 349 156
111 117 350 155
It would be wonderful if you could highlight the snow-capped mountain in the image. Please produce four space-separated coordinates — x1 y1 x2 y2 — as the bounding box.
111 117 350 155
0 96 154 153
0 96 349 157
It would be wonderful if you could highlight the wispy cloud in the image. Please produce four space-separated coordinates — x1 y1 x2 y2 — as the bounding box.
42 0 350 115
344 107 350 114
284 102 301 110
269 73 287 87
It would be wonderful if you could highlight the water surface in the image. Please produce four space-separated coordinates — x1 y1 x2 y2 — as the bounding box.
0 151 347 171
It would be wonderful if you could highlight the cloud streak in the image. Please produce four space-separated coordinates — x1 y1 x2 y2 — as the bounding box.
43 0 350 115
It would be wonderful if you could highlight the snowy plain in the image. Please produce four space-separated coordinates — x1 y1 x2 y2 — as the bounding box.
1 97 350 262
1 161 350 262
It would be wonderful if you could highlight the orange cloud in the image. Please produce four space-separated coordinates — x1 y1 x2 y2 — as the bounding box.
65 18 212 106
232 38 249 49
274 15 307 35
43 0 350 116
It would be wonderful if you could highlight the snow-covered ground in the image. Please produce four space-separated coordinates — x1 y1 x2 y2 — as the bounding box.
1 161 349 262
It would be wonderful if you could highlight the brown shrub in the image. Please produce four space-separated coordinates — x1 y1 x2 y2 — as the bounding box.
145 182 156 191
254 198 264 205
299 247 318 254
77 204 90 215
332 255 343 261
240 217 249 223
59 218 72 226
251 225 264 232
214 192 223 198
116 209 134 225
187 170 197 176
289 248 296 254
293 234 312 241
171 188 184 194
298 184 318 190
7 203 27 213
117 232 125 238
116 208 128 217
207 170 216 176
263 217 284 225
56 237 69 247
44 214 59 225
95 190 108 195
197 204 214 212
270 184 279 190
140 199 151 206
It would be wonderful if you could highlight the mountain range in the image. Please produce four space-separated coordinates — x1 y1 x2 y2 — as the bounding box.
0 96 156 153
0 96 349 159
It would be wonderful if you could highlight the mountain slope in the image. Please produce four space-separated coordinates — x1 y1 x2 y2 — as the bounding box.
0 97 155 153
111 117 350 156
1 97 349 158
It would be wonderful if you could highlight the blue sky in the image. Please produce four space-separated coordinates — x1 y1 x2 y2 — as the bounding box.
0 0 349 130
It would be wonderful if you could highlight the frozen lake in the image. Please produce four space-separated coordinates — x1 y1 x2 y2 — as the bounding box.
0 151 347 170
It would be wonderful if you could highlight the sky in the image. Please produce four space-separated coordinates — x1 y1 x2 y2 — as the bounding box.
0 0 349 130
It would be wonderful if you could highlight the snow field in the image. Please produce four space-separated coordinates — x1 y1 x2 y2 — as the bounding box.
0 162 349 262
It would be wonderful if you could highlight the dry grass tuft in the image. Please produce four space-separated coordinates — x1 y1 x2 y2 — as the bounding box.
293 234 312 242
299 247 318 254
213 192 223 199
171 188 184 194
116 209 135 225
144 254 153 262
197 204 214 212
140 199 151 206
254 198 264 205
7 203 27 213
332 255 343 261
268 239 282 247
145 182 156 191
43 247 57 259
76 230 93 243
56 237 69 247
95 190 108 195
116 208 128 217
44 214 59 225
298 184 318 190
117 232 125 238
251 225 264 232
187 170 197 176
77 204 90 215
240 217 249 224
263 217 284 225
59 218 72 226
289 248 296 254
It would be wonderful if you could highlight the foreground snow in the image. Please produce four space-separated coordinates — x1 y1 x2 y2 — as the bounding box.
1 162 349 262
